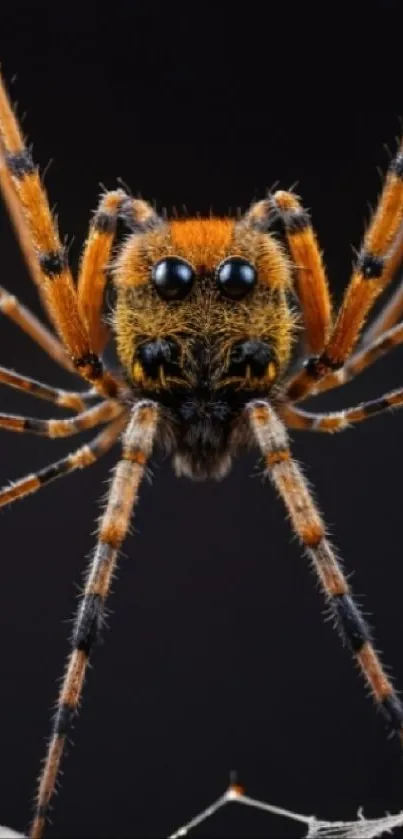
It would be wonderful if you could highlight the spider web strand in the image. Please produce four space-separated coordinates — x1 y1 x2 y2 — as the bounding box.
167 785 403 839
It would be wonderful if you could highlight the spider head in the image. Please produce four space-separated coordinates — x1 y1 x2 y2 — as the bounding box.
112 199 297 478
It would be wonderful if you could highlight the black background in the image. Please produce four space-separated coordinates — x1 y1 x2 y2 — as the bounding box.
2 3 403 837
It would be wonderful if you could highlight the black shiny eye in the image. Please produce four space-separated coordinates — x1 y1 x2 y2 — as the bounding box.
151 257 195 300
216 257 257 299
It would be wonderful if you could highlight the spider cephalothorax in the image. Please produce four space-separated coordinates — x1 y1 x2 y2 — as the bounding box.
2 69 403 839
113 215 296 477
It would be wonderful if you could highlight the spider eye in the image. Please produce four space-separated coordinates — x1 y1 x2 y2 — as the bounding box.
216 257 257 300
151 257 195 301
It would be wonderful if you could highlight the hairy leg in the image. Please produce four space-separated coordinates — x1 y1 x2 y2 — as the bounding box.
0 72 118 396
0 399 122 437
0 364 97 411
0 415 127 508
30 401 158 839
286 142 403 401
248 401 403 741
279 386 403 431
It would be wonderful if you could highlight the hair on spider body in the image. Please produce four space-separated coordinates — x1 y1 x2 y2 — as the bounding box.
3 68 403 839
142 378 276 481
112 216 296 478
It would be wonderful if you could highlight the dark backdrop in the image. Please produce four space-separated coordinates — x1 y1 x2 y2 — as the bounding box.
2 3 403 837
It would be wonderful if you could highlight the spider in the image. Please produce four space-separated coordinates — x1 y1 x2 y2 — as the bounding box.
1 72 403 839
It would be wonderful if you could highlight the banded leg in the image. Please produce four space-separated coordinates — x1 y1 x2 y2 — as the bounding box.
361 218 403 344
0 414 127 508
248 401 403 742
279 385 403 432
243 191 332 353
30 400 158 839
288 320 403 398
286 141 403 401
0 399 122 437
0 72 117 397
0 285 73 372
0 136 44 294
0 365 96 412
270 191 332 353
77 190 163 354
77 190 125 355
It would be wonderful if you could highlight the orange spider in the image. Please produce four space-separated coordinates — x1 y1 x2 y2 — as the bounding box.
1 71 403 838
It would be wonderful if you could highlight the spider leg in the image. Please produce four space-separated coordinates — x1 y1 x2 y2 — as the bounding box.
30 400 158 839
0 414 127 508
360 217 403 344
0 365 97 411
0 72 117 397
293 320 403 397
286 142 403 401
0 399 122 437
279 386 403 431
0 136 45 297
0 285 73 372
269 190 332 353
248 401 403 742
243 191 332 354
77 189 125 355
77 190 161 355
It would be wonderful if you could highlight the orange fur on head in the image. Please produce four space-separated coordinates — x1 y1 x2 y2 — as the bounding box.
114 216 292 291
112 213 297 389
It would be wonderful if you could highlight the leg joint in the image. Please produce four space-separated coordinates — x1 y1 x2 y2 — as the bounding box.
93 210 118 234
53 702 76 737
360 396 390 417
38 458 70 486
73 593 104 655
5 148 36 178
304 354 343 379
73 353 103 379
39 248 68 278
379 693 403 734
330 593 370 652
357 251 385 280
282 208 310 233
